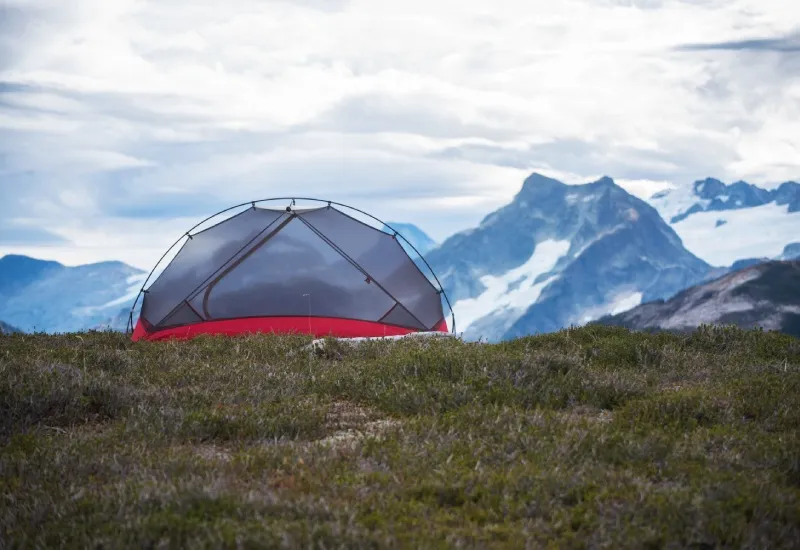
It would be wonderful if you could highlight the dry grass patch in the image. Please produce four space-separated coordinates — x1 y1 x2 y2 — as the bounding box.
317 400 403 450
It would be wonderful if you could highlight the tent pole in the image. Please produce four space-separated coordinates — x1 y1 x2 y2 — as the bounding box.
127 197 457 336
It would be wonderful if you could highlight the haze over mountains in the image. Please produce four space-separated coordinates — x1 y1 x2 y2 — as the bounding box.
0 320 20 334
383 222 438 259
1 172 798 341
0 255 145 334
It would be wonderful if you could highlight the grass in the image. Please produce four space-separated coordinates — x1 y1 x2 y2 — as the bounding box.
1 324 799 548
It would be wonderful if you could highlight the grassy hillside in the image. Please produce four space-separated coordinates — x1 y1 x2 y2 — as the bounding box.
2 326 799 548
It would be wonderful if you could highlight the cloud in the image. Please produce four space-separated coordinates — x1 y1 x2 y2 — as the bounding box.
307 92 522 141
0 224 70 246
677 31 800 52
1 0 800 268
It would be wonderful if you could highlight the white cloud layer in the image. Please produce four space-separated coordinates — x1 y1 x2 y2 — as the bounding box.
1 0 799 268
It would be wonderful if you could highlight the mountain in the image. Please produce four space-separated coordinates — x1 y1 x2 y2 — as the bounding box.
4 174 792 340
595 260 800 338
382 222 438 258
426 173 712 342
0 255 146 333
650 177 800 223
648 178 800 266
781 243 800 260
0 320 20 334
0 254 63 296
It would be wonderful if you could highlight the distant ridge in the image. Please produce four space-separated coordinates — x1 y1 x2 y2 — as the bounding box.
0 320 21 334
595 260 800 338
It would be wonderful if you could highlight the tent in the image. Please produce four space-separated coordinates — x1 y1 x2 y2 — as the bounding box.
128 199 454 341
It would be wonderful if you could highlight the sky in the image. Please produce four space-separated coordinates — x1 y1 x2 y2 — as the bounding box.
1 0 799 270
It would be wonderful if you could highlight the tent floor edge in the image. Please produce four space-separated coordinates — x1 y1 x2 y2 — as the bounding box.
130 316 448 342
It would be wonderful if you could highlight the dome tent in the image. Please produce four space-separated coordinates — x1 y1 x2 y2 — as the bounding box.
128 198 454 342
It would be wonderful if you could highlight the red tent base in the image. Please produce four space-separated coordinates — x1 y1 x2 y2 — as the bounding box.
131 316 449 342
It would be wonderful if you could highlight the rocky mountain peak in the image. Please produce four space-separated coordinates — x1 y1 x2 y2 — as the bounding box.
516 172 567 199
425 172 711 341
693 178 726 199
591 175 616 187
773 181 800 211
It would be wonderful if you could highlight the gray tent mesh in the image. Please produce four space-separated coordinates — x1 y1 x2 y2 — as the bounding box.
128 198 455 336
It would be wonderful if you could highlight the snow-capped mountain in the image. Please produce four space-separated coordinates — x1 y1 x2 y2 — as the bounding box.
648 178 800 266
382 222 438 258
0 255 145 333
425 173 712 341
4 174 794 341
596 260 800 338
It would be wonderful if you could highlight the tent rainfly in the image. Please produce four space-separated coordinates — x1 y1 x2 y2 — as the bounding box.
128 199 454 341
